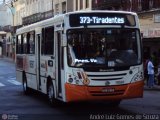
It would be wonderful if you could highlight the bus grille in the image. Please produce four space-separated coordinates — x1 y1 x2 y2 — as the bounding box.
86 72 127 81
87 85 127 96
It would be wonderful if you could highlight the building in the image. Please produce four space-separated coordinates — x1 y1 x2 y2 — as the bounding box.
0 1 14 58
0 31 6 57
73 0 92 11
0 4 13 27
13 0 74 26
130 0 160 60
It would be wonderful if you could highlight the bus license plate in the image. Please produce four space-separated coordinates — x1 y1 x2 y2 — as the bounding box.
102 88 115 93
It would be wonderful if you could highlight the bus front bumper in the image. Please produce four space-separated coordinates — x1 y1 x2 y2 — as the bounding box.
65 81 144 102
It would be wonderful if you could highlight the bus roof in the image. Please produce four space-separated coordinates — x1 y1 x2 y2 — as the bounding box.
16 10 138 34
66 10 137 16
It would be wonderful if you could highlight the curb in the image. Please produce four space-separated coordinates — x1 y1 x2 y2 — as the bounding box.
144 85 160 91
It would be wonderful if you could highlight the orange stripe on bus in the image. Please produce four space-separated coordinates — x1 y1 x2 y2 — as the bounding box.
65 81 144 102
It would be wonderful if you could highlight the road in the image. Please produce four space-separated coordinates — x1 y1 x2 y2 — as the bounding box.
0 58 160 120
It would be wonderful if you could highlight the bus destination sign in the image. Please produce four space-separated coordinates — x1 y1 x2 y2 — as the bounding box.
80 16 125 24
69 13 136 27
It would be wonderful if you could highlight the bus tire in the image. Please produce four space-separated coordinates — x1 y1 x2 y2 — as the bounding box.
23 73 30 95
47 81 57 106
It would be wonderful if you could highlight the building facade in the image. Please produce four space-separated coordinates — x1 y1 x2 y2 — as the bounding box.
13 0 74 26
0 1 14 58
0 4 13 27
73 0 92 11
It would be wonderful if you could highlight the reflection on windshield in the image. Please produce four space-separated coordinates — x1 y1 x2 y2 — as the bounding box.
67 29 141 68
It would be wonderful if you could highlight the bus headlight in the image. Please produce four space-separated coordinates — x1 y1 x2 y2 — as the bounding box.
131 72 144 83
67 73 82 85
68 78 74 83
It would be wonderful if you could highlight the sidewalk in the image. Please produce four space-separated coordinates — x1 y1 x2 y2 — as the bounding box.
144 85 160 91
0 56 15 63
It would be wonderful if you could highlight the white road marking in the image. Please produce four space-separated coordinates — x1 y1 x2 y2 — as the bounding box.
7 77 16 80
7 80 22 85
0 82 5 87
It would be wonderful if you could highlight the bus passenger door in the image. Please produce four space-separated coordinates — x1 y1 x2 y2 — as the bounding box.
56 31 64 98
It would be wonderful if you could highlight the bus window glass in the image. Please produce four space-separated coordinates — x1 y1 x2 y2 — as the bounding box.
23 34 28 54
29 32 35 54
67 29 141 68
17 35 23 54
41 27 54 55
126 15 136 26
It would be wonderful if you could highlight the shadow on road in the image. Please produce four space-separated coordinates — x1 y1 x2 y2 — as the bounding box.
23 90 136 120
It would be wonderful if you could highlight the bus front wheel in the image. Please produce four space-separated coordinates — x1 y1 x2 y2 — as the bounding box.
47 81 57 106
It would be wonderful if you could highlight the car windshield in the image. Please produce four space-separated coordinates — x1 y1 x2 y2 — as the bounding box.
67 28 141 69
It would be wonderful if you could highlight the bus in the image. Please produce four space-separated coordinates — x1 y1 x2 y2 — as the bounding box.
16 11 144 106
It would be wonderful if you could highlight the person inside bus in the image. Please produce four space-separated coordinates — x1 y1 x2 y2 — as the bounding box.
107 42 117 56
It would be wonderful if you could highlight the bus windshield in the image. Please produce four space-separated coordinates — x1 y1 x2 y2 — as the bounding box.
67 28 141 69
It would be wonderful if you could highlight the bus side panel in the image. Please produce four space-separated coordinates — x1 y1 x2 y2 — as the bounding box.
25 55 37 90
16 55 24 84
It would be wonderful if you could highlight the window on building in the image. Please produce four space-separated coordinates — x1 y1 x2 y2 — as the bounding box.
55 4 59 15
138 0 142 11
62 2 66 13
41 26 54 55
76 0 78 10
85 0 89 8
149 0 153 9
80 0 83 10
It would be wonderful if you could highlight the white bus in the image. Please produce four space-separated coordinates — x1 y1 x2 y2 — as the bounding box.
16 11 144 106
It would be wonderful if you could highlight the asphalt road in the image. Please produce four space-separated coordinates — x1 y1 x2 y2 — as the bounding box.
0 58 160 120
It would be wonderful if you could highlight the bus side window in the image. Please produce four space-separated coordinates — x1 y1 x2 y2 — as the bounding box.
16 34 23 54
41 28 45 55
16 35 19 54
29 32 35 54
23 33 28 54
41 27 54 55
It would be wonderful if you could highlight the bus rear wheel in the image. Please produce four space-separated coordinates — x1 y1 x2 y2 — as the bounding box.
23 73 30 95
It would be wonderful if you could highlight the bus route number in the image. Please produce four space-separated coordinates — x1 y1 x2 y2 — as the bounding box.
80 17 92 24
